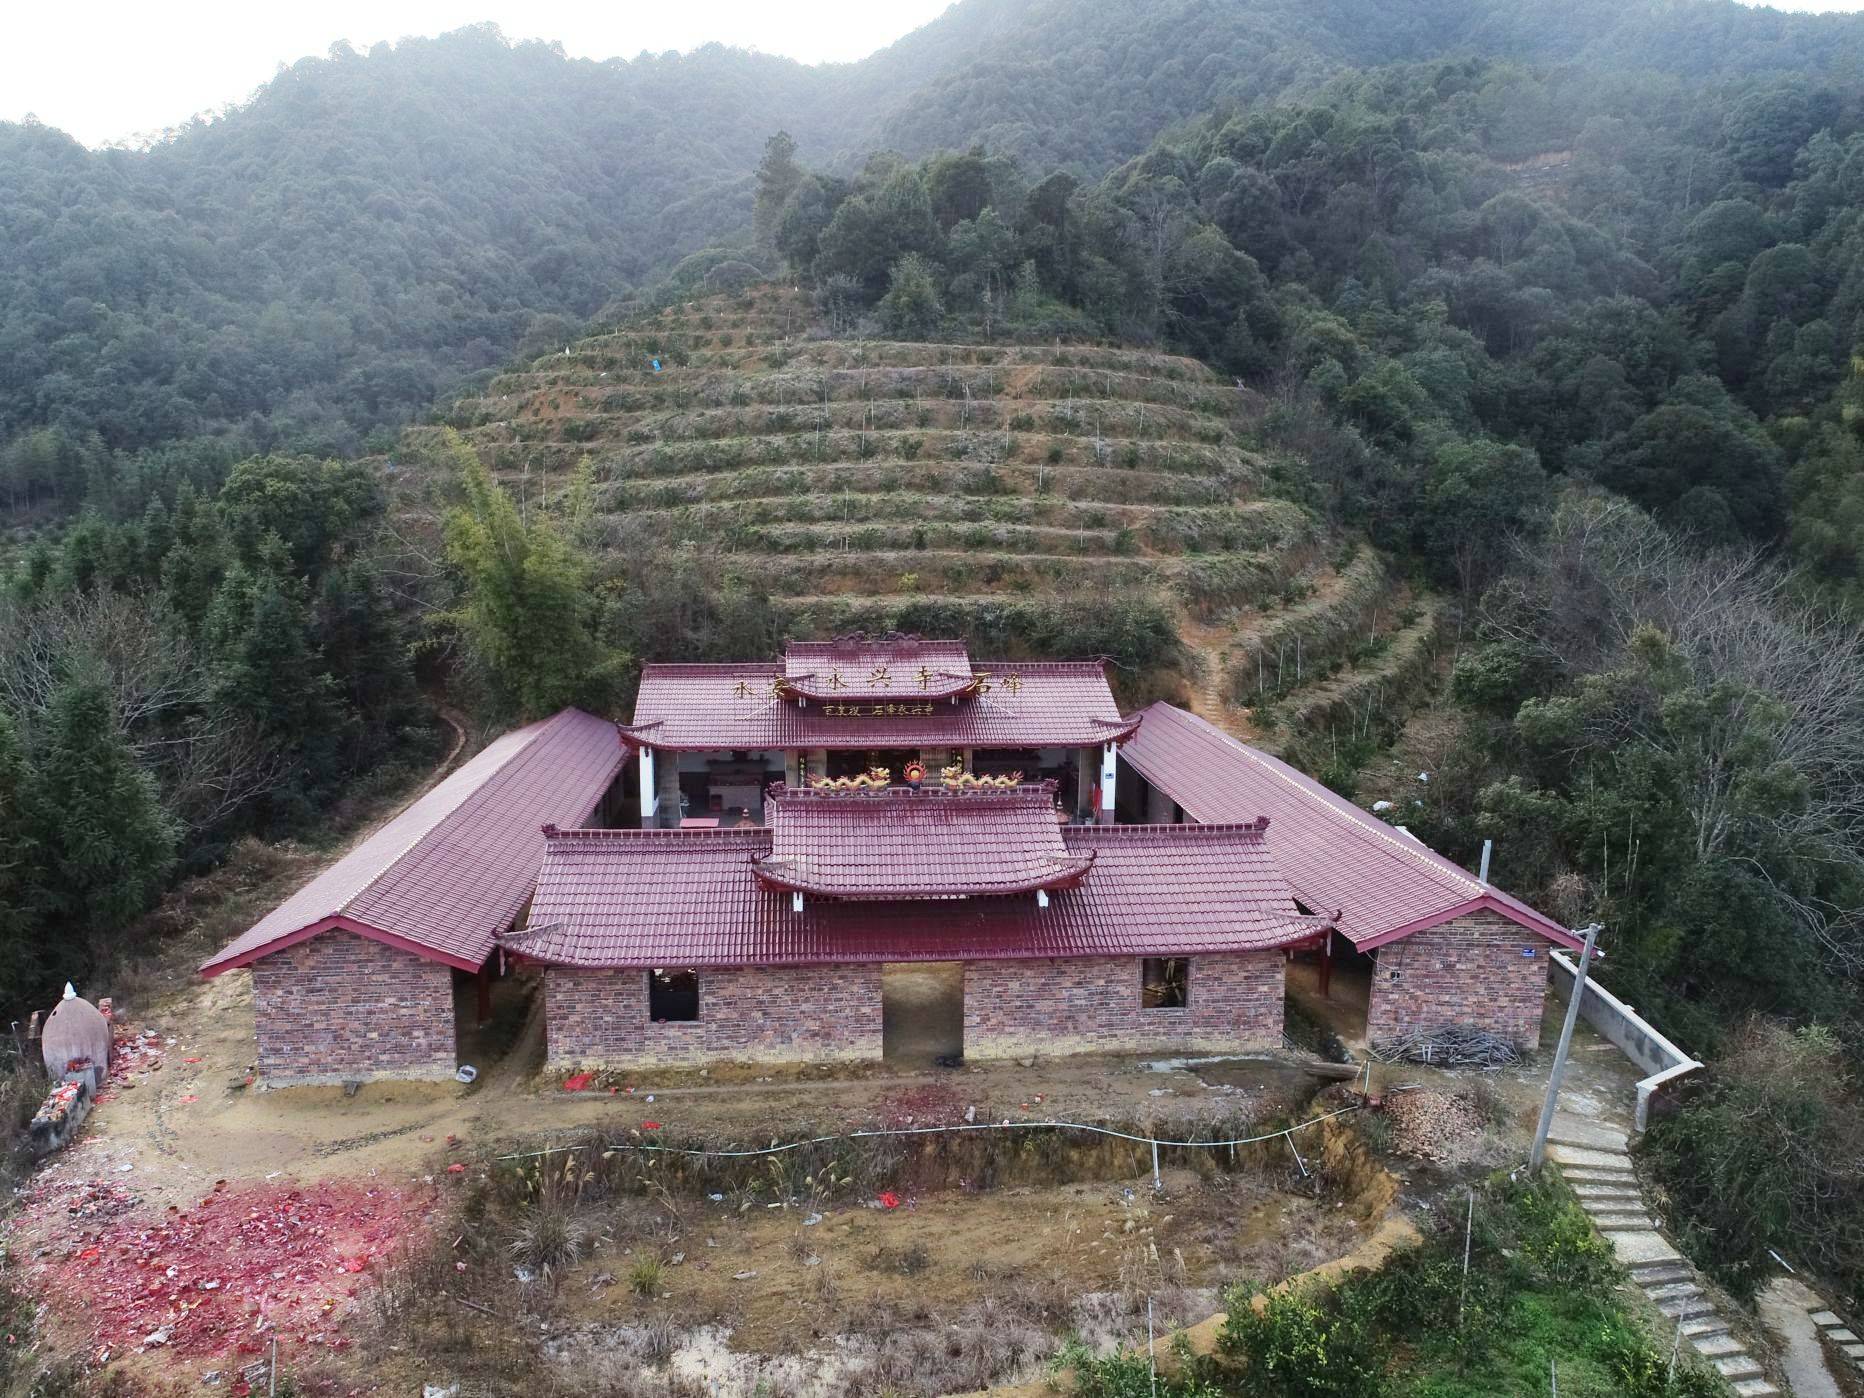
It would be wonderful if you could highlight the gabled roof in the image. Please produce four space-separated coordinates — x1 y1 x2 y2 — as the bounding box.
200 709 629 976
784 636 974 702
504 819 1320 969
1118 703 1581 953
622 660 1137 751
750 784 1093 899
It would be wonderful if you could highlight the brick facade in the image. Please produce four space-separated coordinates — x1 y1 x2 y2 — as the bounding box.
1364 911 1553 1051
250 932 457 1085
962 953 1284 1059
544 964 884 1067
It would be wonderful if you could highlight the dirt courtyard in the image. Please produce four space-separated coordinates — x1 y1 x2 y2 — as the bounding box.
8 967 1400 1394
5 936 1642 1395
63 967 1387 1209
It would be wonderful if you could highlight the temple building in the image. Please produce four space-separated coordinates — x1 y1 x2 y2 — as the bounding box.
619 636 1137 827
505 784 1315 1066
201 635 1585 1085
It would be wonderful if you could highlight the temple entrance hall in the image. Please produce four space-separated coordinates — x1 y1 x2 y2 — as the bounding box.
881 961 965 1066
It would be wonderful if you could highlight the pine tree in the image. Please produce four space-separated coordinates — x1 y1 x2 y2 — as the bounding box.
204 536 352 803
0 712 31 1002
22 681 175 950
878 253 944 339
752 131 804 249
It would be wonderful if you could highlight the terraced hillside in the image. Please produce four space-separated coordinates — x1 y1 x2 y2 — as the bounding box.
426 287 1438 743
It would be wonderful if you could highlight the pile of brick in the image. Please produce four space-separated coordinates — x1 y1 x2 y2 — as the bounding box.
1382 1089 1484 1164
20 1175 437 1368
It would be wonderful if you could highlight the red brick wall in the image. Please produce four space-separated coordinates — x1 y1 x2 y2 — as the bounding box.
545 964 883 1067
1364 911 1553 1051
250 932 457 1085
962 953 1283 1059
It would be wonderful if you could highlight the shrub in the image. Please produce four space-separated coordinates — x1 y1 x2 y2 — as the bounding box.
1217 1282 1385 1398
1639 1019 1864 1307
1510 1179 1613 1289
1052 1341 1227 1398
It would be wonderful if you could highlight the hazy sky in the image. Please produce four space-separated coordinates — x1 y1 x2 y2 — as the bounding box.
9 0 1864 149
5 1 955 147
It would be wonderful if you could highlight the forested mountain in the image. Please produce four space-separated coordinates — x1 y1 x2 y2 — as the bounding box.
6 0 1864 487
6 0 1864 1312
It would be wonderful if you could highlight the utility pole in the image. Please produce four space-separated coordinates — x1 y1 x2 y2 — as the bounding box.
1531 923 1602 1172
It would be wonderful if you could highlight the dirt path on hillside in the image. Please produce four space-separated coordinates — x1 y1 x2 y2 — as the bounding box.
1176 616 1258 740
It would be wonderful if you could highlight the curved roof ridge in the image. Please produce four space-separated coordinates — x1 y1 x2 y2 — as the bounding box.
778 780 1058 802
750 848 1096 900
547 826 773 844
1066 818 1270 840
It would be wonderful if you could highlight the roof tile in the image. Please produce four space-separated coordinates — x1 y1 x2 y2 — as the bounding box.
201 709 628 973
753 785 1092 898
624 659 1134 750
507 818 1319 968
1119 703 1576 949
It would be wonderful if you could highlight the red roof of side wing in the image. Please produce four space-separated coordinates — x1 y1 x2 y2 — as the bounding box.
1119 703 1581 952
750 784 1093 898
200 709 629 976
504 821 1321 968
621 660 1137 750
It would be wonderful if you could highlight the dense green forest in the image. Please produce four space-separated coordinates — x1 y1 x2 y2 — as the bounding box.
0 455 434 999
7 0 1864 481
4 0 1864 1312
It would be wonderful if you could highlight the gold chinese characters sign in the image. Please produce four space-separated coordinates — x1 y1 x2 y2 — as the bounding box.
821 703 937 717
729 671 1025 701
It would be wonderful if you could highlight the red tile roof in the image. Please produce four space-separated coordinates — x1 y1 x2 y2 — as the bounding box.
505 820 1321 968
200 709 629 975
1117 703 1580 952
784 636 974 702
750 784 1093 898
622 660 1137 751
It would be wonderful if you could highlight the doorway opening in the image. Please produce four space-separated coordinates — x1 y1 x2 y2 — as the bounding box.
881 961 964 1066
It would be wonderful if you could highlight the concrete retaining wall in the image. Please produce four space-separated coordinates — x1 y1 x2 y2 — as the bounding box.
1550 951 1700 1130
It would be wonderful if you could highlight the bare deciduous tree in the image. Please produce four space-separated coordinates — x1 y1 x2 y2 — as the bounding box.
1485 492 1864 973
0 589 287 833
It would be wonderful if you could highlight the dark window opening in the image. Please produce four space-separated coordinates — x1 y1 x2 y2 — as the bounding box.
1142 958 1188 1010
649 968 699 1022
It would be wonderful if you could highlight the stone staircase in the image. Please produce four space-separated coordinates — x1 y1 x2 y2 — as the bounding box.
1808 1301 1864 1376
1545 1115 1778 1396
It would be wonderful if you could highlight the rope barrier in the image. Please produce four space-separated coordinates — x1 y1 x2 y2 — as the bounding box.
493 1102 1363 1163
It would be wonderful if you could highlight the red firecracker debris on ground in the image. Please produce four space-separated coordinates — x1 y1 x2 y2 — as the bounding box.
870 1083 971 1128
12 1172 436 1363
91 1027 168 1106
560 1072 594 1092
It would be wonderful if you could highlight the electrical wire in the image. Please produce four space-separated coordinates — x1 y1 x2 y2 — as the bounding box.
494 1101 1364 1163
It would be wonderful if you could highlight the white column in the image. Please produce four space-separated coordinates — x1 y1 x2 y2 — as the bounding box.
1099 742 1119 825
637 747 658 826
